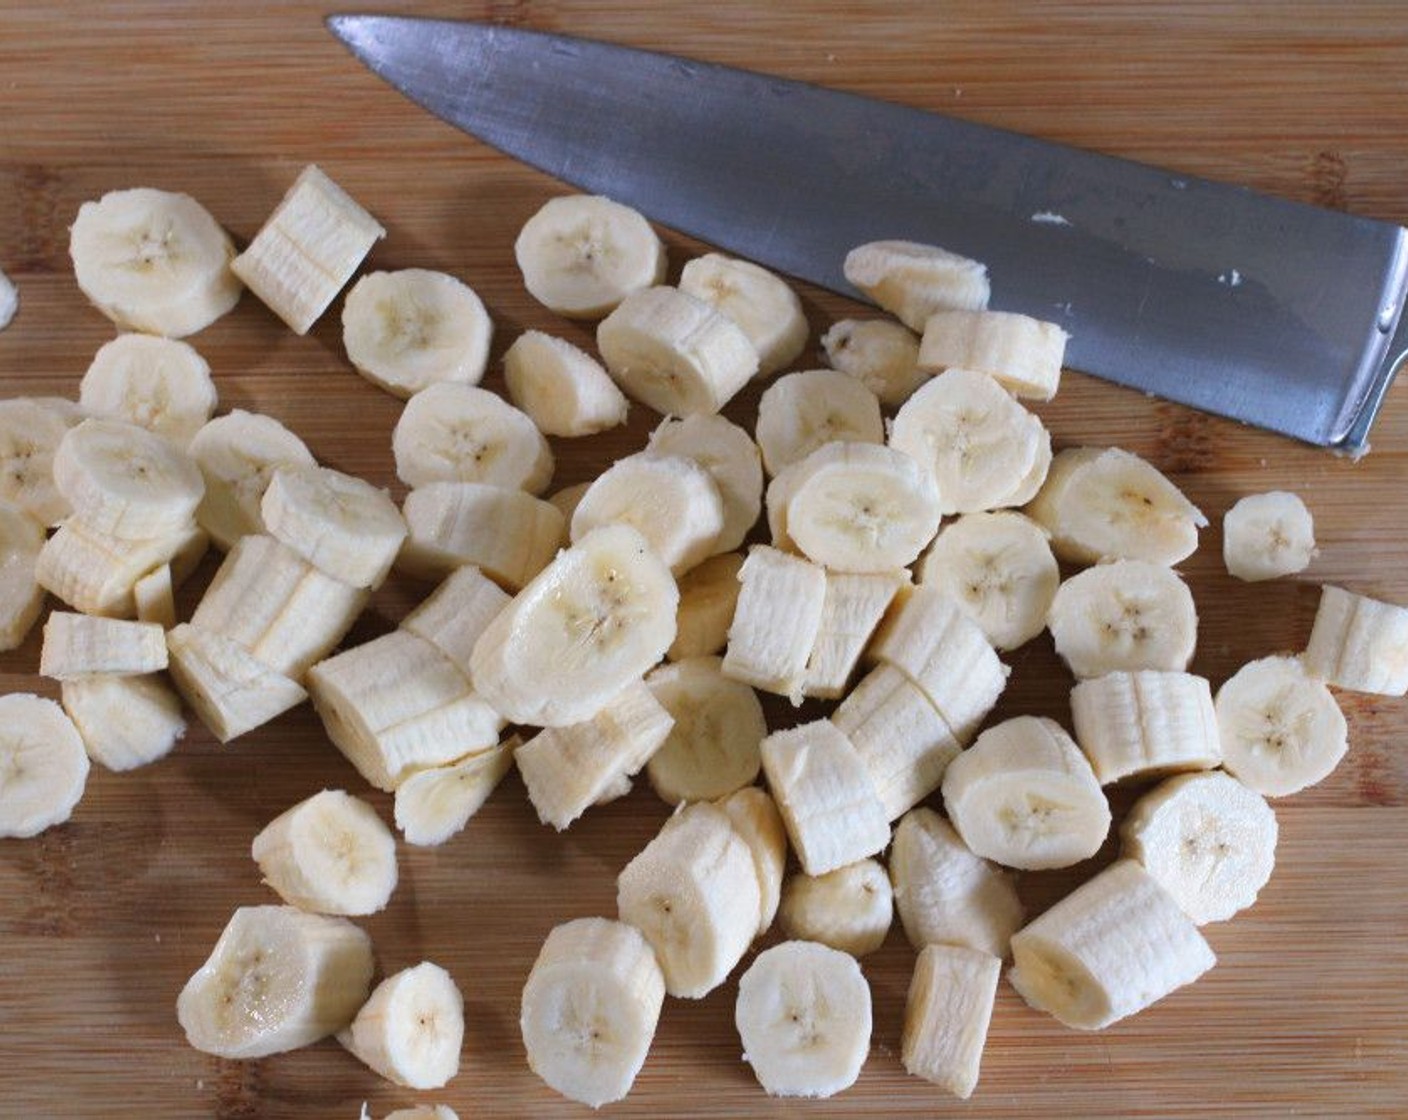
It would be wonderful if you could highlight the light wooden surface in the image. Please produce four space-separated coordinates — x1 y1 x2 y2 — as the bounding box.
3 3 1408 1117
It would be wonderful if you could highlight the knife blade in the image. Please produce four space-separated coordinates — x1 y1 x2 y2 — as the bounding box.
328 14 1408 454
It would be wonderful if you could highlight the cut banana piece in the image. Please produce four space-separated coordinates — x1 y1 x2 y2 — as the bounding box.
79 334 217 447
722 545 828 704
36 520 207 618
1214 655 1348 796
803 569 908 700
918 308 1069 401
470 523 678 728
645 414 762 556
1070 670 1222 785
400 564 512 677
40 611 167 679
718 785 789 937
261 464 406 589
342 269 492 398
755 369 884 478
176 904 374 1058
339 962 464 1090
394 735 517 846
399 481 565 590
520 917 665 1109
1026 446 1207 566
643 656 765 804
514 194 666 319
133 563 176 628
821 318 926 407
0 266 16 329
889 368 1047 514
1049 560 1198 679
60 673 185 772
547 480 592 524
231 164 385 334
69 187 241 337
678 253 808 376
734 940 872 1099
0 397 77 526
1008 859 1215 1030
901 944 1001 1100
0 499 45 651
778 858 893 958
889 807 1023 959
917 511 1058 651
1222 491 1316 582
503 330 629 437
617 801 761 999
1302 584 1408 696
668 550 743 662
942 716 1110 871
843 240 990 330
382 1108 458 1120
0 694 90 838
166 623 308 743
393 383 553 494
188 409 317 550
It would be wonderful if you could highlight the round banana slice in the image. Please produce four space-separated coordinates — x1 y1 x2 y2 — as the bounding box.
59 674 185 772
820 317 927 407
339 961 464 1090
68 187 241 338
1048 559 1198 679
678 253 808 376
514 194 665 318
392 382 554 494
644 655 766 804
503 330 628 437
843 240 990 330
1222 490 1317 582
734 940 872 1099
717 785 789 937
79 334 217 447
188 409 317 550
646 413 762 555
53 418 204 540
342 268 493 398
1214 655 1348 796
0 266 17 330
890 368 1046 514
777 858 893 958
0 694 90 838
0 500 46 652
755 369 884 477
917 511 1058 651
783 442 941 572
261 464 406 589
0 397 81 526
1002 420 1053 507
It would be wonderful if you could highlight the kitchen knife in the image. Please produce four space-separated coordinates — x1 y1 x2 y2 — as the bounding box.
328 14 1408 454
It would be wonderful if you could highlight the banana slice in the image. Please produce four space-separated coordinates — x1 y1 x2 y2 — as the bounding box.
1026 446 1207 566
941 716 1110 871
1048 560 1198 678
251 789 398 916
547 480 592 524
393 735 517 846
0 266 17 329
596 285 759 416
734 940 872 1099
778 858 893 958
571 452 724 577
39 611 167 679
166 623 308 743
843 240 990 330
514 194 666 319
902 944 1001 1100
1222 491 1317 582
643 655 766 805
0 694 90 838
188 410 317 550
342 269 493 398
392 382 554 495
722 545 828 704
755 369 884 478
79 334 217 448
820 318 926 407
678 253 808 376
617 801 761 999
383 1108 459 1120
68 187 241 337
803 568 910 701
0 398 77 526
400 564 512 676
60 674 185 772
1302 584 1408 696
520 917 665 1109
1070 670 1222 784
917 511 1057 651
53 418 204 541
1003 421 1053 508
133 563 176 628
718 785 789 937
261 464 406 589
0 499 46 651
669 551 744 662
645 413 762 556
918 308 1069 401
470 524 678 728
503 330 629 437
36 519 207 618
339 962 464 1090
399 481 566 590
1008 859 1216 1030
176 904 374 1058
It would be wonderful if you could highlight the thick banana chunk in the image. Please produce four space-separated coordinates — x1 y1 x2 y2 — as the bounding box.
470 524 678 728
1048 560 1198 678
722 545 828 704
176 904 374 1059
520 917 665 1109
133 563 176 628
942 716 1110 871
1070 670 1221 785
69 187 241 338
40 611 167 679
889 808 1023 959
1214 655 1347 796
80 334 217 447
734 940 872 1099
617 802 761 999
0 500 46 651
803 569 909 700
1302 584 1408 696
646 414 762 555
718 786 789 937
343 269 493 398
843 240 990 330
393 383 554 494
189 410 317 550
394 735 517 846
755 369 884 477
1223 490 1317 581
60 674 185 772
0 694 90 838
0 398 80 526
400 564 512 677
668 551 743 662
167 623 308 743
514 194 666 319
778 858 893 958
1009 860 1215 1030
503 330 629 437
821 318 926 407
918 308 1068 400
339 962 464 1090
679 253 808 376
1026 447 1207 566
400 482 565 590
901 944 1001 1100
36 519 207 619
644 656 765 804
231 164 385 335
760 721 890 876
597 286 759 416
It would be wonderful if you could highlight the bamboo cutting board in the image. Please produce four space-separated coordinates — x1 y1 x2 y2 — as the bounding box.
2 2 1407 1117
